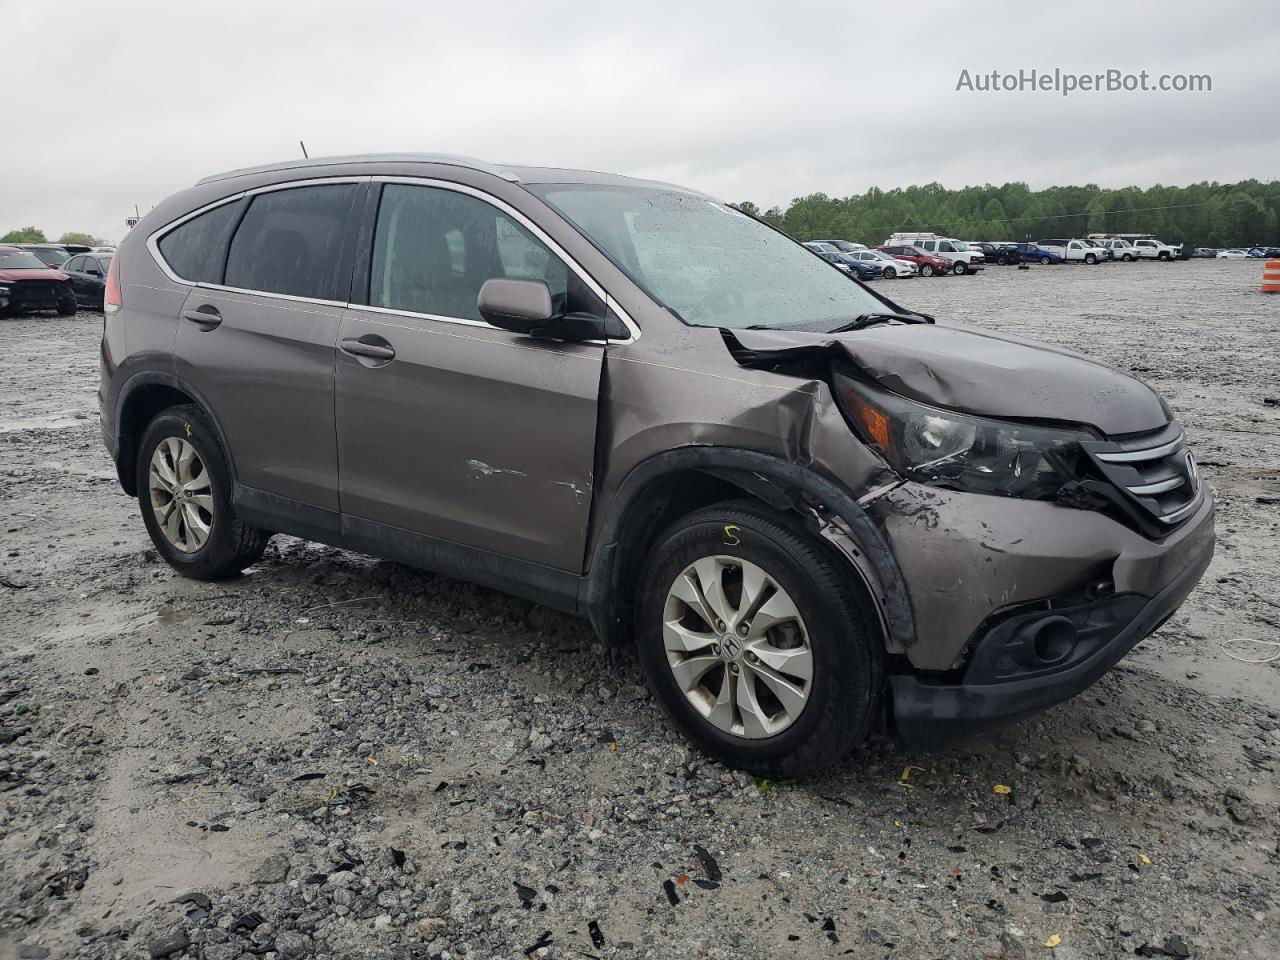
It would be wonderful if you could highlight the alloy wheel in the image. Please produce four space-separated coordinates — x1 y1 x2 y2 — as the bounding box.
148 437 214 553
662 556 813 739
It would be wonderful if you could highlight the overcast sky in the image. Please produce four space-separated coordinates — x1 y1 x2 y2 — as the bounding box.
3 0 1276 243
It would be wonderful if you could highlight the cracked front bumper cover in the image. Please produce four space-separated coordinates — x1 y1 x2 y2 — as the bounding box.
889 529 1214 750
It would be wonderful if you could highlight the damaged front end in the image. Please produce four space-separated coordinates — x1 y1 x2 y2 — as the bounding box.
719 319 1215 748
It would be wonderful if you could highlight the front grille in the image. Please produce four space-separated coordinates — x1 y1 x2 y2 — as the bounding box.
1083 422 1202 528
11 281 62 309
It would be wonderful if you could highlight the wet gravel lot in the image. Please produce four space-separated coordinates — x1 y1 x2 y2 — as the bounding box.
1 259 1278 960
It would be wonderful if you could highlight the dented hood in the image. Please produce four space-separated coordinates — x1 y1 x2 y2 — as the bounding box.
727 321 1171 436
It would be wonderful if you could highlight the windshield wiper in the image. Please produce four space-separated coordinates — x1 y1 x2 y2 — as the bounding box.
825 312 920 334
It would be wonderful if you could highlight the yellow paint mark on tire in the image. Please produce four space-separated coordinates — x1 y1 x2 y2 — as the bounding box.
722 524 741 546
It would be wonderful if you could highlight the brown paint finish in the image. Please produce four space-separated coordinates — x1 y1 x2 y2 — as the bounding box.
100 154 1216 751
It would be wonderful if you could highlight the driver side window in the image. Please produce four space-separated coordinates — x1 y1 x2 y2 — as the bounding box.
369 184 601 322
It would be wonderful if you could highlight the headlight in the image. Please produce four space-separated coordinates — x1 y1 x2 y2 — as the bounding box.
832 371 1093 500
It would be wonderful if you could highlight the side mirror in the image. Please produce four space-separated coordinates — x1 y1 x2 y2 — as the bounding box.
477 278 553 334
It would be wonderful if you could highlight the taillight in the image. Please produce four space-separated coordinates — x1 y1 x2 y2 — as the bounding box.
104 255 122 315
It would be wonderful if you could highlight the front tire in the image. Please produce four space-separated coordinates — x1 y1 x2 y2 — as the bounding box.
636 502 884 778
919 263 935 277
136 405 269 580
882 266 896 279
952 261 967 275
1085 253 1098 265
56 290 77 316
1040 255 1052 265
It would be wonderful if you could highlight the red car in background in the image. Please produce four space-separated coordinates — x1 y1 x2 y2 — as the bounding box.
0 245 78 316
877 244 954 277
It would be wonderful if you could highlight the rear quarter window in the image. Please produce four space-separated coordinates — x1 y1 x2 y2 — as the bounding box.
157 200 244 284
224 184 357 300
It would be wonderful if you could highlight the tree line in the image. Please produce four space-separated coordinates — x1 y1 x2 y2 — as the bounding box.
732 179 1280 249
2 227 108 246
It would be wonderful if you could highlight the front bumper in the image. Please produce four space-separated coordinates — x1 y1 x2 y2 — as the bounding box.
887 493 1214 750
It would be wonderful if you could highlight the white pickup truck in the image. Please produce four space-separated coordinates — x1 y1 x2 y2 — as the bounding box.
1129 237 1182 260
1036 238 1109 264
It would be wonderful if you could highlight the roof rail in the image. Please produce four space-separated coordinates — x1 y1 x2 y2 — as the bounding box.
196 153 522 186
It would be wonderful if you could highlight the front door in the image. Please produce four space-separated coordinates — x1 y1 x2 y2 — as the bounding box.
335 181 606 572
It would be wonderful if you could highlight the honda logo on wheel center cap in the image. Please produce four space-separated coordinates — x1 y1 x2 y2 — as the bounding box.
720 635 742 660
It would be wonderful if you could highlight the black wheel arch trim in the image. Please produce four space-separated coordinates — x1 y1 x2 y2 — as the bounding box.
580 446 916 654
111 369 239 496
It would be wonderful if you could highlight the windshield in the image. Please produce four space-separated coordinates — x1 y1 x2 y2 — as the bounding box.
828 241 862 252
949 240 970 251
30 248 69 266
0 251 50 270
531 185 887 330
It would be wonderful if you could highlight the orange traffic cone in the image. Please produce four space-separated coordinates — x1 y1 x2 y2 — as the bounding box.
1263 259 1280 293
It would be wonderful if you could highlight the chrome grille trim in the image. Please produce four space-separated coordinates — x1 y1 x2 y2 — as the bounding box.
1095 437 1182 462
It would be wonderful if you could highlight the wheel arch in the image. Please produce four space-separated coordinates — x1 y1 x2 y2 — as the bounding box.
580 447 915 656
113 372 236 496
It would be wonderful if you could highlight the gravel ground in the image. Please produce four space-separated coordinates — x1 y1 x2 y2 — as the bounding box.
1 259 1277 960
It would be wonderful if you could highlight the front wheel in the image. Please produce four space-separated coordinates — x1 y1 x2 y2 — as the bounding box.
636 502 884 778
136 405 270 580
1085 253 1098 265
882 266 896 279
1158 251 1171 261
1040 255 1052 265
56 290 77 316
1122 253 1134 262
952 261 967 275
919 263 935 277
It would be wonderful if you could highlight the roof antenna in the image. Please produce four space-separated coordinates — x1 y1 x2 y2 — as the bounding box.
299 140 309 159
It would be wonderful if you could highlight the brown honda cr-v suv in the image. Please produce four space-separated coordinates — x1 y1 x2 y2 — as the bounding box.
99 154 1214 775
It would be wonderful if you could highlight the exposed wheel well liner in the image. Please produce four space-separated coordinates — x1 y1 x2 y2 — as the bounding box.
113 373 237 496
580 447 914 653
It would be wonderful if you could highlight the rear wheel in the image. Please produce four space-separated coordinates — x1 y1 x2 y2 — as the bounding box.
636 502 884 777
136 405 269 579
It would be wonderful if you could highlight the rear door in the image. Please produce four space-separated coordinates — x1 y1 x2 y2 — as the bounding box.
335 180 607 571
170 180 362 520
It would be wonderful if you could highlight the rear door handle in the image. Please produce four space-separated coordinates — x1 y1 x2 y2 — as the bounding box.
340 335 396 363
182 305 221 330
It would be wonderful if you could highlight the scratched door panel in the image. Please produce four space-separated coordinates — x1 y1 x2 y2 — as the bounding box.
335 308 603 571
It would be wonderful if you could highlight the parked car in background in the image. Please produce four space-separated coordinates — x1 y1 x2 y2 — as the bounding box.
803 242 883 280
877 244 953 277
818 240 868 256
845 248 917 278
1131 238 1181 260
886 234 984 274
1246 247 1269 258
1216 249 1248 259
1037 239 1107 264
0 245 78 316
1191 248 1216 258
1009 243 1064 265
970 242 1021 265
99 153 1215 774
17 243 73 268
61 251 114 310
1091 238 1140 261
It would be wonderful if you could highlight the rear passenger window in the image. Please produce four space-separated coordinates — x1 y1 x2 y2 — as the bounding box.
224 184 356 300
158 200 243 284
369 184 600 322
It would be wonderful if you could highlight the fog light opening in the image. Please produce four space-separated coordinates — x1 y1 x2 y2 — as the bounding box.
1032 616 1077 665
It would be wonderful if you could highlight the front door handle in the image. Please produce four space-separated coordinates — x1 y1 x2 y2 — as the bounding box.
182 305 221 330
340 335 396 364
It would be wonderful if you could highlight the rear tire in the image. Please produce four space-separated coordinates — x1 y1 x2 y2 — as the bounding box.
136 405 269 580
635 501 884 778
